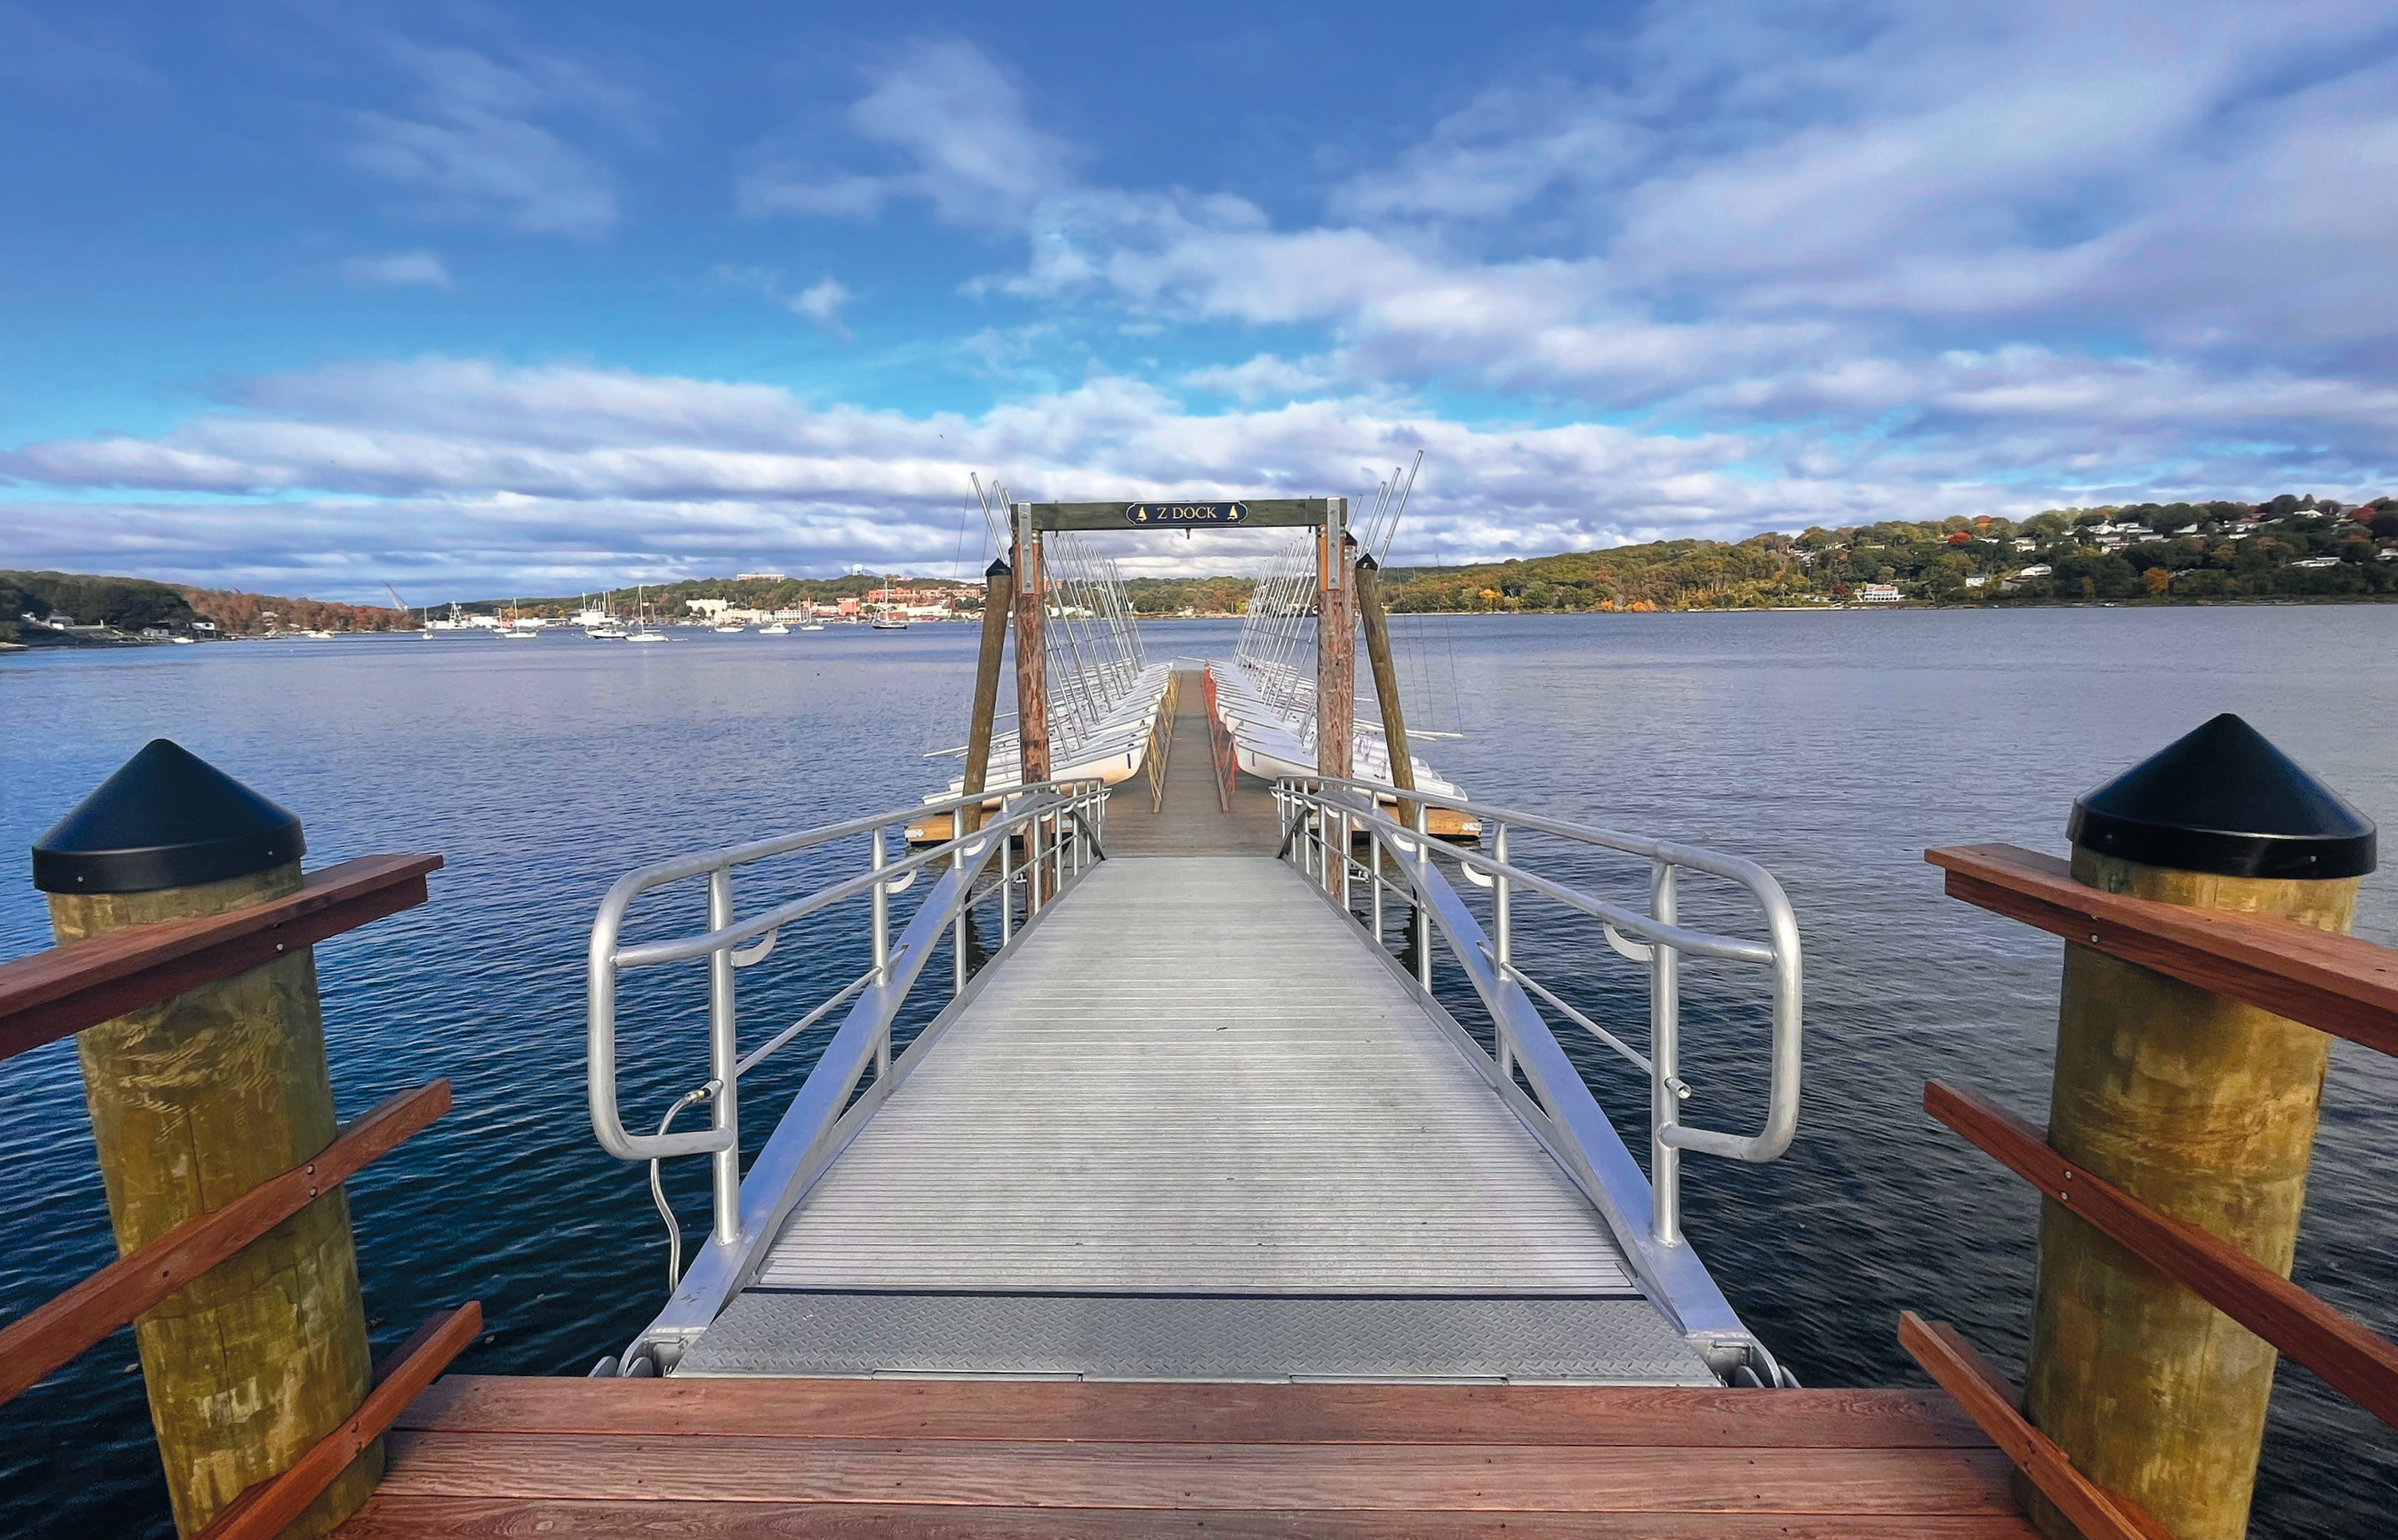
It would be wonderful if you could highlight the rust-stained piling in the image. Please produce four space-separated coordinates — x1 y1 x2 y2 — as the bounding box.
1012 509 1050 787
1354 550 1415 826
963 554 1015 809
1315 512 1354 783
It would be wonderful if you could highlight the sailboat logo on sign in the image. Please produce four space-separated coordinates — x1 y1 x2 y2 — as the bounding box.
1125 502 1248 526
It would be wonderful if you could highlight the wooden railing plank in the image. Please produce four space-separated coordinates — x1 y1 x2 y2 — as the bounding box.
1926 843 2398 1056
0 1080 451 1408
0 854 443 1062
196 1302 481 1540
1927 1080 2398 1430
1203 667 1236 813
1898 1313 2172 1540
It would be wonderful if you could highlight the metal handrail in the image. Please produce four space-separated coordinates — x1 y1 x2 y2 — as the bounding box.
588 777 1107 1254
1275 773 1803 1248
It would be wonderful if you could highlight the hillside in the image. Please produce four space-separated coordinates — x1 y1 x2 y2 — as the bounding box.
11 491 2394 646
1 570 408 643
1373 495 2398 611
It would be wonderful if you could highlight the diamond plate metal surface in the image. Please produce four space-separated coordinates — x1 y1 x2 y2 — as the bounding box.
676 1291 1718 1385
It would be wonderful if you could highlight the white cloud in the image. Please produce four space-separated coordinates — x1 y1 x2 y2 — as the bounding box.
3 355 2390 600
339 251 454 290
1182 355 1336 402
714 267 856 338
744 11 2398 414
347 42 629 236
12 9 2398 601
740 38 1072 227
787 277 852 337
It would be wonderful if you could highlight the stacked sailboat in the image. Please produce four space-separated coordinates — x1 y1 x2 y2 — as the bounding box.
917 461 1474 837
1211 456 1480 834
931 491 1173 797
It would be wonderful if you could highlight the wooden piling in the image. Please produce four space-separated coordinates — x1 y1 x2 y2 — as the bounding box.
1012 509 1050 786
32 741 379 1538
2019 713 2376 1540
1316 514 1355 783
963 555 1015 808
1354 552 1414 823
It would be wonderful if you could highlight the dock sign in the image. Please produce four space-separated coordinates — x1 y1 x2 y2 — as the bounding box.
1125 501 1248 527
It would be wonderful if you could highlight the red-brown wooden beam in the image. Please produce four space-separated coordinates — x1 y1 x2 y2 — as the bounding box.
400 1376 1994 1448
339 1500 2041 1538
1926 843 2398 1057
0 1080 452 1408
1926 1079 2398 1430
196 1301 482 1540
0 853 441 1063
1898 1312 2172 1540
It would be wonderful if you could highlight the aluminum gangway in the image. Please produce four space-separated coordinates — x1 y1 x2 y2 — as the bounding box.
328 666 2042 1536
579 668 1803 1389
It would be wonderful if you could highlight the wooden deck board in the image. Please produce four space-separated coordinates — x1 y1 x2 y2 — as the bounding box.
377 1431 2020 1513
339 1377 2035 1538
341 1497 2042 1538
402 1376 1993 1448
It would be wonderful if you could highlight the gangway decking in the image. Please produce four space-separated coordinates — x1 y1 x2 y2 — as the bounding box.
361 493 2024 1533
1102 666 1281 855
323 673 2037 1533
681 852 1709 1384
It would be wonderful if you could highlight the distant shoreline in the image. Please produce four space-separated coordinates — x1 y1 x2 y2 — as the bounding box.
8 588 2395 653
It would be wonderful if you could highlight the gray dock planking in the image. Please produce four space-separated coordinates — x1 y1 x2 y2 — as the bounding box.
749 857 1638 1297
1101 668 1282 856
671 676 1714 1384
680 844 1709 1381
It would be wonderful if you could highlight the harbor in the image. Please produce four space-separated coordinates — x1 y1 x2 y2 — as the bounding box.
1 524 2393 1538
11 4 2398 1532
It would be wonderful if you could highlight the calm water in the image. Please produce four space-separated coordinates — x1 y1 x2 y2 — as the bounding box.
2 609 2393 1537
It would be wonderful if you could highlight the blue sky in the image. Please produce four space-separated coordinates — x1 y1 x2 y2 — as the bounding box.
3 1 2396 601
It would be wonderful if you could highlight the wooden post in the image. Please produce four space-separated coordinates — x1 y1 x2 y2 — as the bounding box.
1012 507 1050 787
32 740 380 1538
2020 713 2376 1540
963 555 1015 810
1316 508 1354 784
1353 551 1414 824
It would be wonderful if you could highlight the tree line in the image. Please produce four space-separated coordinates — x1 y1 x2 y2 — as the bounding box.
11 491 2392 644
1375 494 2397 612
2 570 414 643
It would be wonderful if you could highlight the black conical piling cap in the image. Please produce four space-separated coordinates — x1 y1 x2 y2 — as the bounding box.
32 740 305 894
2067 714 2376 880
984 556 1013 578
1356 552 1381 573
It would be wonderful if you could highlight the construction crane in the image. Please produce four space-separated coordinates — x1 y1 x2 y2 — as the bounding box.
383 581 425 635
